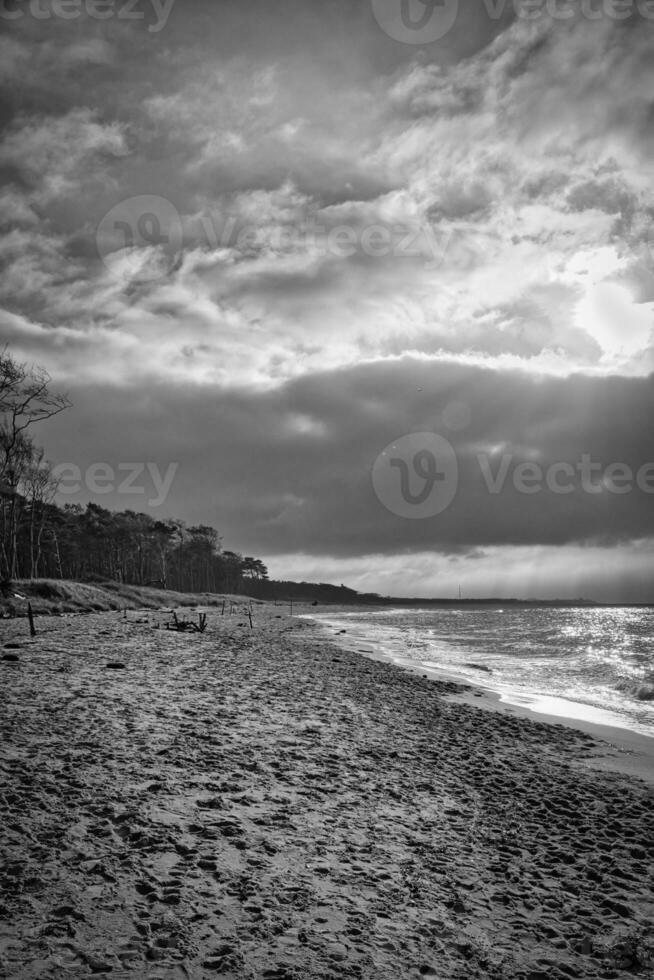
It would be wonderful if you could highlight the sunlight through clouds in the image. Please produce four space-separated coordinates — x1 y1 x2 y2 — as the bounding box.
3 0 654 598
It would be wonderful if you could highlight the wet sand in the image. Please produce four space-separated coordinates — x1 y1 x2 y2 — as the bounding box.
1 606 653 978
312 615 654 787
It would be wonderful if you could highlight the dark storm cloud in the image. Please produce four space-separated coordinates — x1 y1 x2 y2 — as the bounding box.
43 359 654 557
3 0 654 598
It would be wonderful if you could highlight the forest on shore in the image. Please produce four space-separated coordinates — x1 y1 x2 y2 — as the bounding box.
0 348 270 594
0 348 389 604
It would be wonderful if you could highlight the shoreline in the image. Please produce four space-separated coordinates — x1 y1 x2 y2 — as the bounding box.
2 606 653 978
305 613 654 787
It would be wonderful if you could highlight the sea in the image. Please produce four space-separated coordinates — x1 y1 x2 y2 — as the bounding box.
308 606 654 738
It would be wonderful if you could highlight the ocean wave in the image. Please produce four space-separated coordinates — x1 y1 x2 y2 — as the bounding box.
615 679 654 702
323 607 654 734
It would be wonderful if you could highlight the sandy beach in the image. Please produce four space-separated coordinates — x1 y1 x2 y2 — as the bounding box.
313 614 654 787
1 604 653 979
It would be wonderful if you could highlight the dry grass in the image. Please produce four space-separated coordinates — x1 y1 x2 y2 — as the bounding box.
0 579 252 617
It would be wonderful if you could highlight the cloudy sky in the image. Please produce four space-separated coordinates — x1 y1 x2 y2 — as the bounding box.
2 0 654 601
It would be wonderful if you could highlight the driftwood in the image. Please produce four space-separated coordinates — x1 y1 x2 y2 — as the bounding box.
1 579 25 601
165 611 207 634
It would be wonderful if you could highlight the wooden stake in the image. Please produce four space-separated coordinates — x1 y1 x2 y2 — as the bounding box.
247 608 253 629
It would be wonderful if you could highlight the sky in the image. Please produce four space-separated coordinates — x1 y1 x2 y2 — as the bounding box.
2 0 654 601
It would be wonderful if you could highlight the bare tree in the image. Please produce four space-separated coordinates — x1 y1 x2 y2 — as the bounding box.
0 348 71 577
20 448 60 578
0 348 71 480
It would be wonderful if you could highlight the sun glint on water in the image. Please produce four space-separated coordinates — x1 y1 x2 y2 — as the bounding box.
313 607 654 737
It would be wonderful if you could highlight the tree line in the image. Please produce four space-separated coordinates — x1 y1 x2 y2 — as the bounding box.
0 348 268 593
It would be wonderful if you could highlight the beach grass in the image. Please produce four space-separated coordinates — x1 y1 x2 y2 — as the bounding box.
0 578 252 618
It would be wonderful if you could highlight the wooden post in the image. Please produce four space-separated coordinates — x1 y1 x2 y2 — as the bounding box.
27 602 36 637
247 608 253 629
221 600 225 616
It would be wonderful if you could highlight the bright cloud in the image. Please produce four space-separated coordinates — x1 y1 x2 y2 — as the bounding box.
2 1 654 598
